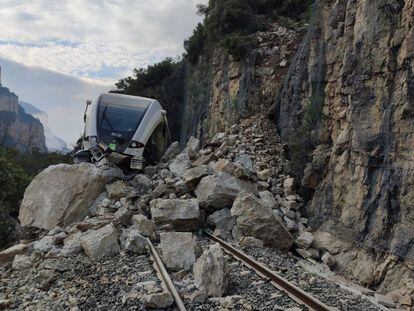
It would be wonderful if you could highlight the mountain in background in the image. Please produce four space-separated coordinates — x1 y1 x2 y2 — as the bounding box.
19 101 69 153
0 85 47 153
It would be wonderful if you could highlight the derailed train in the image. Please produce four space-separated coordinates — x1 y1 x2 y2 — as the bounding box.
75 93 171 171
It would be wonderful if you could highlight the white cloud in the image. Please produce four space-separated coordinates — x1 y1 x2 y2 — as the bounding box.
0 57 111 145
0 0 205 81
0 0 207 147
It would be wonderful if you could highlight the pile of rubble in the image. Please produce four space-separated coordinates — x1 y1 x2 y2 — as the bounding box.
1 115 340 309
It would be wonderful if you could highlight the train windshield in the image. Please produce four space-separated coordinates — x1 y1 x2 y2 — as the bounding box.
97 101 148 152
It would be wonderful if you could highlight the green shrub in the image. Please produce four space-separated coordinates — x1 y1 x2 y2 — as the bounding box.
0 147 71 249
114 58 185 141
115 58 179 95
184 23 206 65
220 33 257 60
195 0 313 59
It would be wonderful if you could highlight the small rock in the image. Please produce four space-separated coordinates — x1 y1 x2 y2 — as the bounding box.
189 290 207 303
185 136 201 159
169 153 191 177
161 141 180 163
194 243 228 297
283 177 295 195
142 292 174 309
114 207 133 226
33 235 55 253
80 223 120 260
259 191 277 209
144 165 157 176
257 169 273 181
52 231 68 245
159 232 196 271
0 244 28 265
12 254 32 270
131 214 156 240
207 208 236 232
62 231 83 256
375 293 396 308
34 269 55 289
150 198 200 231
295 231 314 249
132 174 152 194
234 154 253 171
321 252 336 268
182 165 212 190
120 229 147 254
296 248 312 259
232 225 244 242
106 180 137 200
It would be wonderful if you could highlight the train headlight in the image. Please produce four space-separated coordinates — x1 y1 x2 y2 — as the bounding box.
130 141 144 148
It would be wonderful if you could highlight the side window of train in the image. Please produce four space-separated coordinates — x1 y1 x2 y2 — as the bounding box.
144 122 167 164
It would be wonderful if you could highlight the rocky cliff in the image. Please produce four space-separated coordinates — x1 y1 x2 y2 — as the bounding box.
174 0 414 299
179 23 304 144
277 0 414 298
19 101 68 153
0 86 47 153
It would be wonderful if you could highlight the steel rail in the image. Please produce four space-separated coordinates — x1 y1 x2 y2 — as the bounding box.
203 230 336 311
146 238 187 311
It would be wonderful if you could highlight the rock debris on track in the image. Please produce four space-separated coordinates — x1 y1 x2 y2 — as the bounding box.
245 247 381 311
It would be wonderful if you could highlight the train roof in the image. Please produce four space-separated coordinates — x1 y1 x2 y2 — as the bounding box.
98 93 159 110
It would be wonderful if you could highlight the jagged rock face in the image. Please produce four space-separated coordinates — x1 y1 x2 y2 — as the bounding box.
180 23 303 144
0 87 47 153
19 163 121 229
278 0 414 293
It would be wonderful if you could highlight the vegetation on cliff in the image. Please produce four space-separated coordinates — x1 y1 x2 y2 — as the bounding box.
114 0 313 141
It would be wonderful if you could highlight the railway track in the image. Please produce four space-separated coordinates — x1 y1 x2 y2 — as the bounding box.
203 230 336 311
146 232 383 311
146 238 187 311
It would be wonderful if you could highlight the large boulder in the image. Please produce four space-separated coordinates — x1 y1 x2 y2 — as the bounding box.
195 172 258 211
19 163 120 229
231 192 294 250
80 223 120 260
159 232 196 271
150 198 200 231
193 243 228 297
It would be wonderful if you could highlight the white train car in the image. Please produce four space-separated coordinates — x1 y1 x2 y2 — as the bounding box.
75 93 170 171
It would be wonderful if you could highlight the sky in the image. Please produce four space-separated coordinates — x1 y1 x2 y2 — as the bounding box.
0 0 205 145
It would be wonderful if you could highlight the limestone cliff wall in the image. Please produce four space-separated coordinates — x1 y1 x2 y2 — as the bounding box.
0 86 47 153
179 23 303 144
278 0 414 297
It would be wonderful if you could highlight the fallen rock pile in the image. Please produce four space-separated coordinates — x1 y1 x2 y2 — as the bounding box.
1 114 394 309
